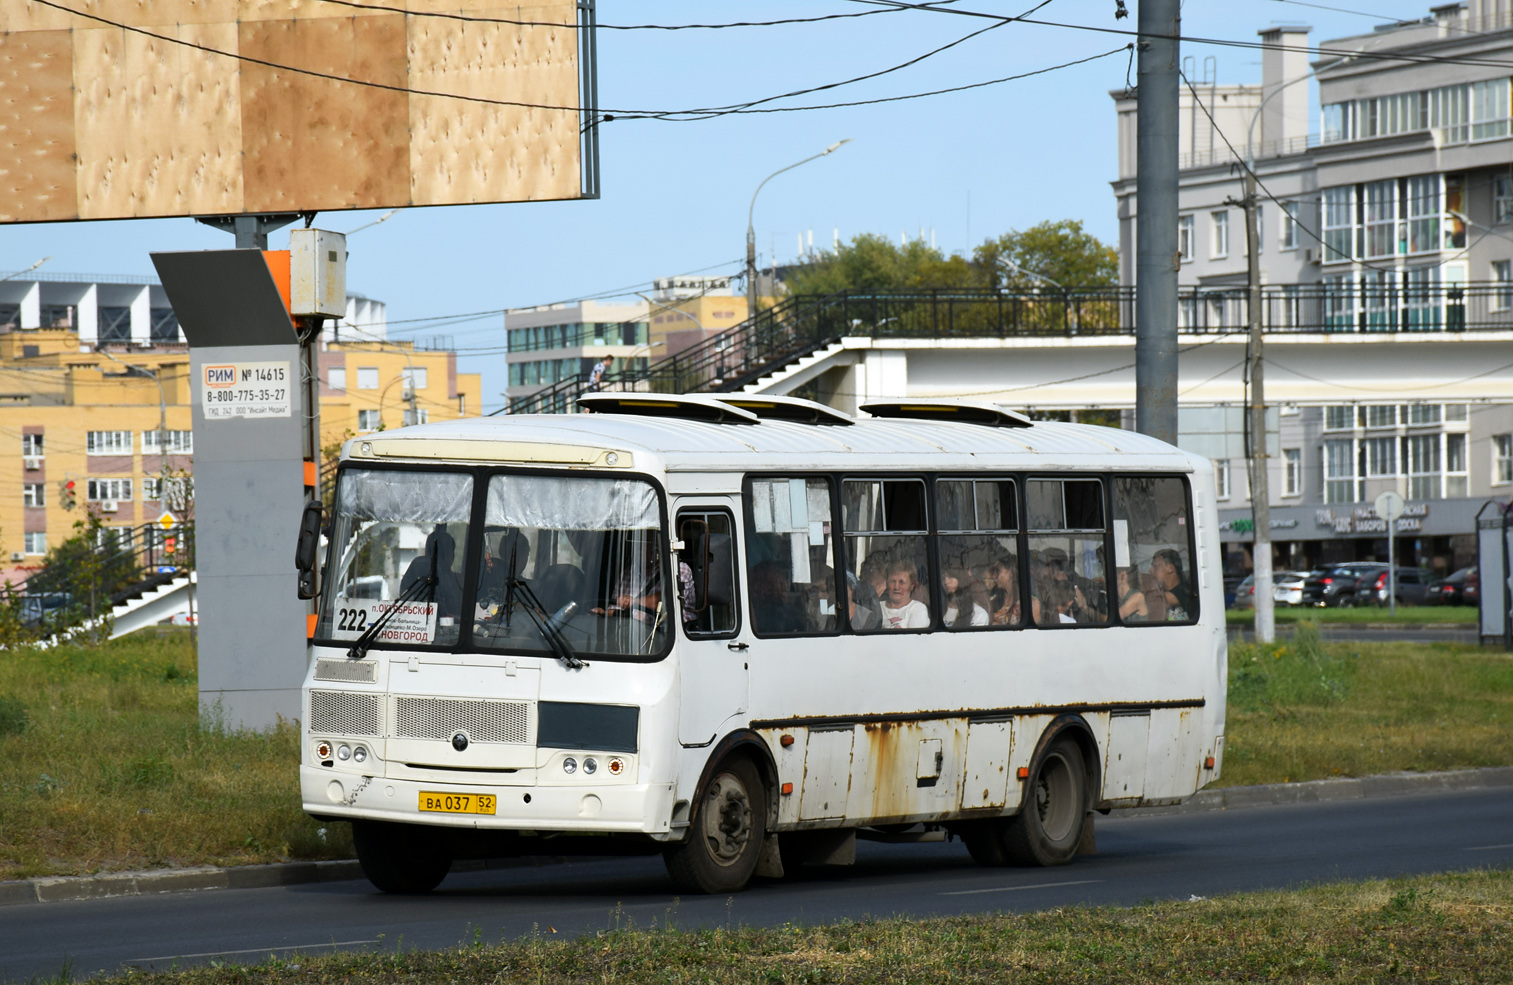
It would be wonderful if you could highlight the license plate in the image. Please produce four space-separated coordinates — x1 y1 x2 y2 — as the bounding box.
418 791 496 815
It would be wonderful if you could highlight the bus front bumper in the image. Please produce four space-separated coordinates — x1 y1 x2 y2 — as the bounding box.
300 766 676 835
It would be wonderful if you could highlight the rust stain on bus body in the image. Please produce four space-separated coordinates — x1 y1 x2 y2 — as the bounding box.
859 718 969 824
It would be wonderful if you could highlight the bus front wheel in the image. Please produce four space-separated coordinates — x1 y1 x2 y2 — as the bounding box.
1001 737 1089 867
663 757 766 893
352 821 453 894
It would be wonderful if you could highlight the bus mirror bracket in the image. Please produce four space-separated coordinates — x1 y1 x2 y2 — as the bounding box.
295 500 324 600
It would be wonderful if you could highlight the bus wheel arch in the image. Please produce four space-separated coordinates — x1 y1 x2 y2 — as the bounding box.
963 715 1097 868
664 731 776 893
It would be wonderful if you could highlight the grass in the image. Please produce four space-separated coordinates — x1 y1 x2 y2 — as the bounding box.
1218 621 1513 787
0 629 350 882
1226 605 1478 624
2 623 1511 879
67 868 1513 984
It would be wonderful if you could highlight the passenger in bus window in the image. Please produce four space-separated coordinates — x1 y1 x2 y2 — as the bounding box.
1150 548 1193 621
860 555 887 605
941 568 988 628
987 556 1028 626
846 572 878 631
879 561 929 629
401 526 464 625
750 560 804 634
1049 582 1078 624
1116 566 1150 622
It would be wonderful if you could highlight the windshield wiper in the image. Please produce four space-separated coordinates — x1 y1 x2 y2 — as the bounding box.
505 577 585 669
347 562 436 660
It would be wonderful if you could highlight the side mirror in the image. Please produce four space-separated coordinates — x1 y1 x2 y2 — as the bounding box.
295 500 324 600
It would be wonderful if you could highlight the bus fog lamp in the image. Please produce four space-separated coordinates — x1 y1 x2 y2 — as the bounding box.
337 744 351 761
583 757 598 775
562 757 577 774
353 746 368 764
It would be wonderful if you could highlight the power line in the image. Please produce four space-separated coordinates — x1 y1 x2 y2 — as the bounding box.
312 0 931 30
847 0 1513 70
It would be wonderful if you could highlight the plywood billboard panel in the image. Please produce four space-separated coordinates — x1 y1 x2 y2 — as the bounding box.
0 0 586 222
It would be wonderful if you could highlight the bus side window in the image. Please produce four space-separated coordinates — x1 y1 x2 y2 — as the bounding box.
936 478 1018 629
744 477 839 637
1026 478 1108 627
676 510 739 638
843 478 930 632
1111 476 1198 624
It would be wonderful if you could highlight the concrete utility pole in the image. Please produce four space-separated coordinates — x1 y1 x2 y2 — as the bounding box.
1135 0 1180 445
1242 172 1275 643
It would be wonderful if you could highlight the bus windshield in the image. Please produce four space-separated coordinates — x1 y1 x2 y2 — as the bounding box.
472 473 669 659
316 467 670 659
318 468 473 648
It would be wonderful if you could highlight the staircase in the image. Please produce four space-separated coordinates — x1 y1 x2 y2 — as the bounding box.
108 571 195 639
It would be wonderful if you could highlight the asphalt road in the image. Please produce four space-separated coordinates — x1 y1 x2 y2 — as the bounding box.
4 785 1511 983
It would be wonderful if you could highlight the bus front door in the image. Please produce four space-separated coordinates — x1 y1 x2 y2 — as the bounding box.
674 506 749 746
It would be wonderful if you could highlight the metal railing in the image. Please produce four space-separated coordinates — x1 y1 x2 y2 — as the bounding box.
19 522 194 633
503 283 1513 415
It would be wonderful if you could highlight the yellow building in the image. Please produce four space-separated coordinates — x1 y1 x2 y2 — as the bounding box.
644 278 749 359
0 327 479 585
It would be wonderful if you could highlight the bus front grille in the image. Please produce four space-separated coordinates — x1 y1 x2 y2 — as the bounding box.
310 690 381 736
393 697 531 745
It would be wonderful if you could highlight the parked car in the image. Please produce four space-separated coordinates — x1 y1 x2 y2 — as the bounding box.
1231 571 1306 609
1426 566 1479 606
1274 571 1307 606
1353 566 1433 607
1300 563 1388 607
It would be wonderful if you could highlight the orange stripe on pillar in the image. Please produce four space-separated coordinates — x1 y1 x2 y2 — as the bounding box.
303 461 317 487
307 613 318 639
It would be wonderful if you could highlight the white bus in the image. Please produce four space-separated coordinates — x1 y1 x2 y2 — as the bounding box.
300 394 1226 894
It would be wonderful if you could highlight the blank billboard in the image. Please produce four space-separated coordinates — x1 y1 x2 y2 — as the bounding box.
0 0 595 223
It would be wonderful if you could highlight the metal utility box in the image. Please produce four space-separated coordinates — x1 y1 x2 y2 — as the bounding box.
289 229 348 317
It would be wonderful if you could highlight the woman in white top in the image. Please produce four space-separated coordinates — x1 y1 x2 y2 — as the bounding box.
878 560 930 630
941 567 989 628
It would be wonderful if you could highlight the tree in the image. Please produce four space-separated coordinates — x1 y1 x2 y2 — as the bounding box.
973 219 1119 289
781 221 1118 296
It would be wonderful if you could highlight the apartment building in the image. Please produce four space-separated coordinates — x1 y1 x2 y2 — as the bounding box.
503 299 652 405
1111 2 1513 576
0 273 480 585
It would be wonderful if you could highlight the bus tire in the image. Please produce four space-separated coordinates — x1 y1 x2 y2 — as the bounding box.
663 757 766 894
1002 737 1089 867
352 821 452 894
961 820 1011 866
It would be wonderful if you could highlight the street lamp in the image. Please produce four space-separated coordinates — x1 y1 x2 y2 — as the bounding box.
745 139 851 320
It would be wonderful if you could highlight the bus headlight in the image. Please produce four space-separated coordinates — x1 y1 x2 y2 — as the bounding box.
353 746 368 764
337 744 351 761
562 757 577 774
583 757 598 775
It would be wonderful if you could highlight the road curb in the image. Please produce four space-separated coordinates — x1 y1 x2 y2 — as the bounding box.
5 767 1512 907
1115 765 1513 817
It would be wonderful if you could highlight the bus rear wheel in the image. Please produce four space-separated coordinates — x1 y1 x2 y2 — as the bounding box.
1001 737 1089 867
352 821 453 894
664 757 766 894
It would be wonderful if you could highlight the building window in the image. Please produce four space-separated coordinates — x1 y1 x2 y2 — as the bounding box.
23 483 44 507
98 306 131 343
1284 448 1302 496
1364 404 1397 429
150 308 179 343
1470 77 1511 141
458 394 467 415
1446 433 1468 498
1495 260 1513 311
357 409 382 431
1324 406 1356 431
1210 211 1229 258
21 434 42 458
86 431 132 455
142 430 193 455
86 478 133 502
1405 175 1440 254
1495 434 1513 485
1324 439 1356 503
1321 187 1353 262
356 367 379 390
1406 434 1441 499
1364 436 1397 477
401 367 428 390
1406 404 1442 426
143 476 193 503
24 532 45 556
1446 403 1469 422
402 408 429 426
1496 173 1513 224
1213 460 1230 500
1280 202 1299 250
1178 215 1194 262
328 368 347 391
1363 180 1395 259
1323 101 1354 143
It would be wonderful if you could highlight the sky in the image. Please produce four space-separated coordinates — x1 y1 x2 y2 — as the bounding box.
0 0 1443 410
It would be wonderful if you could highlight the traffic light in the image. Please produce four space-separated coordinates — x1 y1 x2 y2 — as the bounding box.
60 478 76 511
